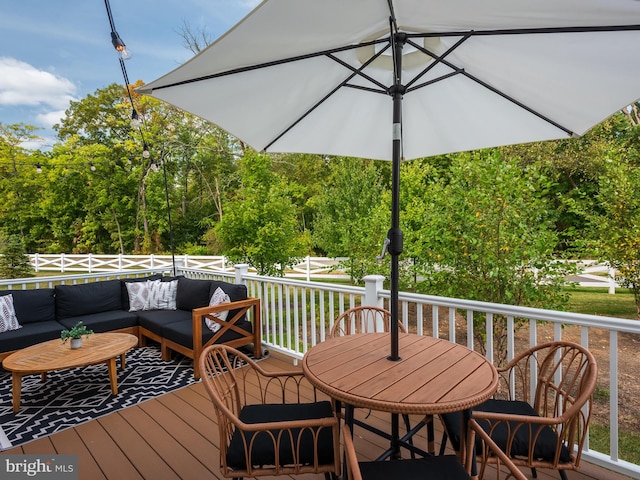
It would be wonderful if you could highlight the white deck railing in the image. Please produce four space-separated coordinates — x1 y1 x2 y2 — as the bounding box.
1 266 637 478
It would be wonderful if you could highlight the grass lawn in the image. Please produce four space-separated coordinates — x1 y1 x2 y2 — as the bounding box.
564 286 637 320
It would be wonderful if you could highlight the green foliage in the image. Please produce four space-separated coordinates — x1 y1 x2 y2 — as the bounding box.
0 234 34 279
214 152 309 276
312 157 390 283
60 321 94 342
403 150 574 352
583 160 640 317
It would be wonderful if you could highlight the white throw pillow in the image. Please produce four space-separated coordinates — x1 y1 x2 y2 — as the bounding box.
148 279 178 310
206 287 230 333
126 281 152 312
0 294 21 333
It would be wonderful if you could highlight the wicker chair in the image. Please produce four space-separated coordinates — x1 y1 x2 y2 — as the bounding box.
441 341 598 480
343 423 529 480
329 306 436 456
329 305 406 337
198 344 341 479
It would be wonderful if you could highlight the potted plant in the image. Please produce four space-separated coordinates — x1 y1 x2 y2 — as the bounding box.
61 321 94 349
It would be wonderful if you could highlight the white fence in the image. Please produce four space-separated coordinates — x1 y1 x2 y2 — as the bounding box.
23 254 622 292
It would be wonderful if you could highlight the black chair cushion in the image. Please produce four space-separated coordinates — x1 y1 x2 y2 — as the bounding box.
226 401 335 470
358 455 468 480
441 399 571 463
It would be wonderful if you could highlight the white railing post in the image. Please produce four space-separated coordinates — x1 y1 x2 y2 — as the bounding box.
363 275 385 331
60 253 65 273
363 275 385 308
88 254 93 273
235 264 249 285
306 255 311 282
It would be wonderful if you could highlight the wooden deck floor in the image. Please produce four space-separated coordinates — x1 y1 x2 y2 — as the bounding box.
0 353 628 480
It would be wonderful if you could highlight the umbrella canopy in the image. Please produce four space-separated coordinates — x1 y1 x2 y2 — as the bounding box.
140 0 640 363
141 0 640 160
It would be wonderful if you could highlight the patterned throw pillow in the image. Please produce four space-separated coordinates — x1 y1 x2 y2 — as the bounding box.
206 287 230 333
126 281 152 312
0 294 21 333
148 279 178 310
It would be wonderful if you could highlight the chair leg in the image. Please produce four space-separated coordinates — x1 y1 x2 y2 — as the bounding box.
439 430 448 455
402 414 416 458
426 415 435 454
559 470 568 480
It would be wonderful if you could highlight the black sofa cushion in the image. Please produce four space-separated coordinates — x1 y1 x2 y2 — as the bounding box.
57 310 139 333
226 401 335 470
121 274 163 311
136 309 192 336
55 280 123 320
0 289 55 324
0 320 66 352
442 398 571 463
176 277 212 311
161 317 252 349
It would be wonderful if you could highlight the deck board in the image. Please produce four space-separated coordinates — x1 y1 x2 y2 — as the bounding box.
1 353 628 480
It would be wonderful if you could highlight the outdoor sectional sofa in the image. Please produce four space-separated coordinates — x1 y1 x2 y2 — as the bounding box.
0 275 261 378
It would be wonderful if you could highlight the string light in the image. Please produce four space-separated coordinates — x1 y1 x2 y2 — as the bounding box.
110 31 131 60
142 143 150 159
35 163 42 174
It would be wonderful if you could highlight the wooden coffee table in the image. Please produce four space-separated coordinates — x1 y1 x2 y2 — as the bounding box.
2 332 138 412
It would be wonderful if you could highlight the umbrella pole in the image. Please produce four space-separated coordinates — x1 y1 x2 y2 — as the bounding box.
388 31 406 363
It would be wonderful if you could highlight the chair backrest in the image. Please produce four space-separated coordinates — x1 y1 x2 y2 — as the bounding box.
199 345 247 450
496 340 598 466
329 305 406 337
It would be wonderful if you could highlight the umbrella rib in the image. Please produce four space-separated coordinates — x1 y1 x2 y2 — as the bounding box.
404 32 473 91
148 40 386 91
327 52 390 93
465 70 575 136
405 23 640 39
403 34 576 137
262 42 393 151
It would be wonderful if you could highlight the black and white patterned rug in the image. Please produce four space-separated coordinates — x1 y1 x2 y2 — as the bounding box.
0 344 262 450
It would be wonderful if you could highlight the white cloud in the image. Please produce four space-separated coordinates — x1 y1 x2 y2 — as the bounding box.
0 57 77 110
36 110 67 129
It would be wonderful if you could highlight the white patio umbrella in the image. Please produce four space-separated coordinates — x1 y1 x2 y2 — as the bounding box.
140 0 640 365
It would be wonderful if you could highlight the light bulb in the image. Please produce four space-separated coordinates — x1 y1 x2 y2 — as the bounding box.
142 144 150 159
111 31 131 60
35 163 42 174
131 109 141 129
89 162 97 172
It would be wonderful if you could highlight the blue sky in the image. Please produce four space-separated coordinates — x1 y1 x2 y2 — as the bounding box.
0 0 259 148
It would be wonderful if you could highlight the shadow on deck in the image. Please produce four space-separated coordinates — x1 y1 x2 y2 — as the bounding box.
0 353 629 480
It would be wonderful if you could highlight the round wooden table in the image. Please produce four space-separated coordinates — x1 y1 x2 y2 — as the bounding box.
303 332 498 464
2 332 138 412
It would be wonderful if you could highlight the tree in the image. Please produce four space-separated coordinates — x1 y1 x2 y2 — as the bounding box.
214 151 309 276
312 157 390 283
0 234 33 279
404 150 574 358
586 160 640 317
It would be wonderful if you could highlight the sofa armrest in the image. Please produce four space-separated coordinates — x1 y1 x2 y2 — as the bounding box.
192 298 262 374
